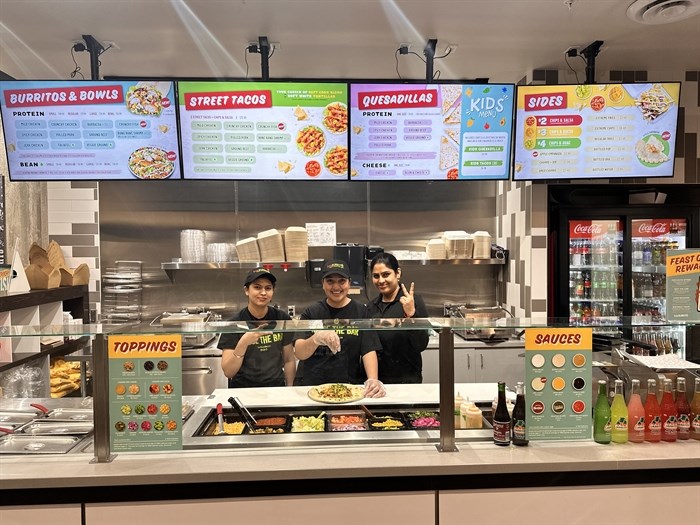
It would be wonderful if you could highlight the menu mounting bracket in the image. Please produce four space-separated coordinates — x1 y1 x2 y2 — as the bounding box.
580 40 604 84
423 38 438 83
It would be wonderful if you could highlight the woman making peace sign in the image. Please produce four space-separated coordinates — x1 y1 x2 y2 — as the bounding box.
366 252 430 383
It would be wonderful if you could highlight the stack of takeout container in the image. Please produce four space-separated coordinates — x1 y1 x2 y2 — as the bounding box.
235 237 261 263
284 227 309 262
257 229 285 262
442 231 473 259
426 238 447 259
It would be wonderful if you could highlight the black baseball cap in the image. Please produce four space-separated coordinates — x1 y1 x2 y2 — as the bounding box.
322 259 350 279
244 268 277 286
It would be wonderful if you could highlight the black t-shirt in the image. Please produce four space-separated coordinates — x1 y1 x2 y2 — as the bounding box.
218 307 293 388
366 290 429 384
293 299 380 386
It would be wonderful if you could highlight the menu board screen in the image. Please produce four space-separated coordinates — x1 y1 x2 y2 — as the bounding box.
178 81 348 180
349 83 514 180
0 80 181 181
513 83 681 181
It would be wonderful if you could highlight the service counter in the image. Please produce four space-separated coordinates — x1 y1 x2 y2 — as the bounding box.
1 319 699 525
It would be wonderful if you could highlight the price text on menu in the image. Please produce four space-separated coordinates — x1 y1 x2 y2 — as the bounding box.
0 80 181 180
178 82 348 180
108 335 183 452
349 83 514 181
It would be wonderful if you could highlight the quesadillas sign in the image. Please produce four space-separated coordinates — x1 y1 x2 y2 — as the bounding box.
349 83 515 181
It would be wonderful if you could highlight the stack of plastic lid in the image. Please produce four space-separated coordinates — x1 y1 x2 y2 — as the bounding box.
443 231 473 259
180 229 206 262
257 229 285 262
284 227 309 262
206 243 237 262
426 238 446 259
236 237 261 262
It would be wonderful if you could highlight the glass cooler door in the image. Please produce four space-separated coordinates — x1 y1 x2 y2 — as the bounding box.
568 219 623 331
630 218 687 357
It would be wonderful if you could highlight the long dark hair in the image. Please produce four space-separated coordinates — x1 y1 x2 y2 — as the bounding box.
370 252 400 273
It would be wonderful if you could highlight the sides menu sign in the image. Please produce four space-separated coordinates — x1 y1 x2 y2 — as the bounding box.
109 335 182 452
513 83 681 180
178 82 348 180
666 249 700 322
525 328 592 441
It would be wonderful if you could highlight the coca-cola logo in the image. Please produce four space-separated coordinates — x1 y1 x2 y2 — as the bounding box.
638 223 668 234
573 224 603 234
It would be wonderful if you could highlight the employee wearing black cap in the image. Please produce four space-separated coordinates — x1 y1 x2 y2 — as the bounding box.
219 268 296 388
293 260 385 398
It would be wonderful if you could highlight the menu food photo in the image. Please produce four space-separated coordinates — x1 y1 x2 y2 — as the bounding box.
513 82 681 181
178 81 348 180
349 83 514 180
0 80 181 180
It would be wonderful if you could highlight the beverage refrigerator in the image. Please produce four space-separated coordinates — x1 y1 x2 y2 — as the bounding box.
549 189 700 362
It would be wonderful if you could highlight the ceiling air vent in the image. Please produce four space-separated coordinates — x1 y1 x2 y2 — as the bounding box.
627 0 700 24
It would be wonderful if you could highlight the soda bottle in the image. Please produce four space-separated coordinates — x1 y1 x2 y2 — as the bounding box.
593 380 611 444
583 271 591 299
627 379 645 443
645 378 662 443
660 378 678 442
676 377 691 440
642 239 652 265
511 381 528 446
632 239 643 266
575 272 584 298
493 381 511 446
610 379 628 443
690 377 700 440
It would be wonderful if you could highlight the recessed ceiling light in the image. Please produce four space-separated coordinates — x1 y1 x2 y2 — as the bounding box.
627 0 700 24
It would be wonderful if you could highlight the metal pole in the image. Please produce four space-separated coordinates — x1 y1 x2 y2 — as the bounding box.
91 333 115 463
82 35 104 80
437 325 458 452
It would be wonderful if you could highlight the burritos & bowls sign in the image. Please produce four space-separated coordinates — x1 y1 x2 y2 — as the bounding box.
0 80 180 181
349 83 515 181
513 82 681 181
177 81 348 180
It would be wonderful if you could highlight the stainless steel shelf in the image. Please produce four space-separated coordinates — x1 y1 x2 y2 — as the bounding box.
396 258 506 266
161 258 505 271
161 261 307 270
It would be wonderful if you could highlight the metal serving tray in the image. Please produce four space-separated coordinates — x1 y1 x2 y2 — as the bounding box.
0 411 37 426
18 421 94 436
44 408 93 421
0 435 82 454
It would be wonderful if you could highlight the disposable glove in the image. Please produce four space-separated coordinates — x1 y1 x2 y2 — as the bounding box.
312 330 341 354
364 378 386 398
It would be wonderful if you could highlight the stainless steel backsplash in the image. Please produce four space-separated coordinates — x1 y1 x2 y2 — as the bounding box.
99 180 503 319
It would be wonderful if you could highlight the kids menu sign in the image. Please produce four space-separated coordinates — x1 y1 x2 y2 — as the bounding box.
108 335 182 452
0 80 180 180
525 328 592 441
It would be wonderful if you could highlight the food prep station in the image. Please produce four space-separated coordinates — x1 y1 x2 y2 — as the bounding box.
181 384 498 449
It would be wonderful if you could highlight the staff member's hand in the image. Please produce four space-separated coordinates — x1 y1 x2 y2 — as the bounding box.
240 330 271 347
312 330 341 354
399 282 416 318
364 378 386 398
